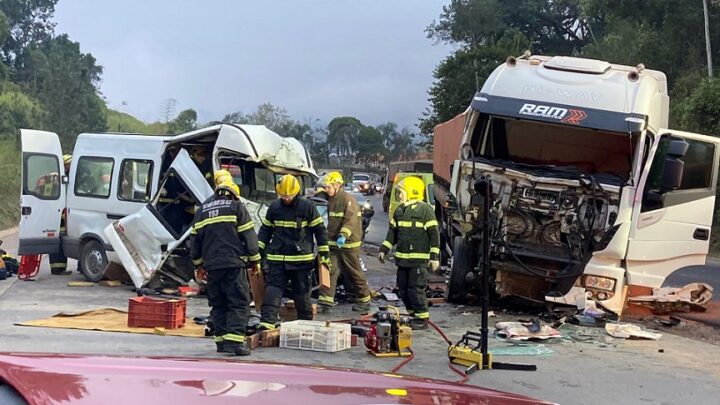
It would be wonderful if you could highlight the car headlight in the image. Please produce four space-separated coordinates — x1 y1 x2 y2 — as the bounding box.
583 275 616 292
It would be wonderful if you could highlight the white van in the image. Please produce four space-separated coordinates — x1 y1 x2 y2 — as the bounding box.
19 124 317 286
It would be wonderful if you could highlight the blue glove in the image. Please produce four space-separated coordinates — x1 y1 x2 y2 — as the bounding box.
336 235 346 248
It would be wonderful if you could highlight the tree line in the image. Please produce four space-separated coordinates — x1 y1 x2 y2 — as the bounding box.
419 0 720 141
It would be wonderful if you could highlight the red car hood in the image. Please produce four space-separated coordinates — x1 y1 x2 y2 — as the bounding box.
0 353 553 405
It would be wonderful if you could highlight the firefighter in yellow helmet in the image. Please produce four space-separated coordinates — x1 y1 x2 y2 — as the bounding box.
49 155 73 275
317 171 371 313
214 169 233 189
379 176 439 330
257 174 329 330
190 180 260 356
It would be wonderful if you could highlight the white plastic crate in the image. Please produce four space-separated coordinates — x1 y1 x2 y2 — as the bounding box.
279 320 351 352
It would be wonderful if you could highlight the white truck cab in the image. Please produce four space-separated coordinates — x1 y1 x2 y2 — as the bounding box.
445 55 720 315
19 124 316 287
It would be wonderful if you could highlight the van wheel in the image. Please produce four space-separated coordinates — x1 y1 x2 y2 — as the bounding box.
80 240 108 282
447 236 472 303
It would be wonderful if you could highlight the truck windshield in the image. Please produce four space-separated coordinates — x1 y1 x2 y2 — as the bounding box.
476 116 637 183
353 175 370 181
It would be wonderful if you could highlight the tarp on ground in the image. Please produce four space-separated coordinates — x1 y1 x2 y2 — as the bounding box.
16 308 206 338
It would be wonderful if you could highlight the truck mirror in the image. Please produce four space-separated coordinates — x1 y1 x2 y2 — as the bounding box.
659 138 688 192
659 157 684 191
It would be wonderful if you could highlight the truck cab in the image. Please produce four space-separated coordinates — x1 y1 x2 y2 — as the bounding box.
443 55 720 315
19 124 317 287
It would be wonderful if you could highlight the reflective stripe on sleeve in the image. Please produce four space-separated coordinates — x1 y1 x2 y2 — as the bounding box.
237 221 255 232
258 241 266 250
310 216 324 227
429 247 440 254
424 220 439 229
382 241 393 250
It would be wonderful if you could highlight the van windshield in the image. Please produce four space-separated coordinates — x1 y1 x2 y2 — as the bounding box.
474 116 637 183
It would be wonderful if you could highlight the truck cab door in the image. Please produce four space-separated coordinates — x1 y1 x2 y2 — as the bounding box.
104 149 213 289
626 129 720 289
18 129 66 255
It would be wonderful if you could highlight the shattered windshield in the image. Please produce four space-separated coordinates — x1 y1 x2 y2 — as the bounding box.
476 116 637 183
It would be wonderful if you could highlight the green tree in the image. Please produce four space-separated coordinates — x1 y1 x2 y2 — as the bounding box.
355 126 387 165
0 84 45 137
0 0 58 64
16 34 106 146
327 116 363 156
168 108 197 133
676 79 720 136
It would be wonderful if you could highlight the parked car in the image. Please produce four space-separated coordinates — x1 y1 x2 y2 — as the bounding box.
0 353 553 404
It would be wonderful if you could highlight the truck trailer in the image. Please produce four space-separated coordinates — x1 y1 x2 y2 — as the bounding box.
435 55 720 315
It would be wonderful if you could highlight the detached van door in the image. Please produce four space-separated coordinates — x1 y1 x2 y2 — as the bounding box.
18 129 65 255
626 129 720 288
104 149 213 289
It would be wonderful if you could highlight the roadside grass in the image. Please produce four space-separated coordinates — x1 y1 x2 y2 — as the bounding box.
0 137 20 230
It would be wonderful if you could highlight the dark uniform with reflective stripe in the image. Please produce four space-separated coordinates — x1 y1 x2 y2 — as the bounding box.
190 195 260 345
49 208 68 274
258 196 329 328
380 201 440 319
319 188 370 306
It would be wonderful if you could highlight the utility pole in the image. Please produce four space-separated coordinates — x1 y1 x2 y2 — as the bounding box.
703 0 714 78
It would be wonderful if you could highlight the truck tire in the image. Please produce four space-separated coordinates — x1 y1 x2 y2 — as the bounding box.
447 236 472 303
79 239 108 282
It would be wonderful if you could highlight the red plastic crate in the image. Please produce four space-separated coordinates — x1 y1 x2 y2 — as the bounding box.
127 297 187 329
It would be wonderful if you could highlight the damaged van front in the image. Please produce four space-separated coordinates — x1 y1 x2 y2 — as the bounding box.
445 56 720 315
104 124 317 290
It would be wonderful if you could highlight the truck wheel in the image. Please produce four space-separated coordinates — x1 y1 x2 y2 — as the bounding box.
447 236 472 303
79 240 108 282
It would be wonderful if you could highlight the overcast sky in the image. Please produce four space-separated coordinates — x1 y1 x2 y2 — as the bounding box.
53 1 454 130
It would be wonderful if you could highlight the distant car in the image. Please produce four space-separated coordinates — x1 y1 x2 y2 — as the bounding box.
348 191 374 238
0 353 554 404
352 173 375 195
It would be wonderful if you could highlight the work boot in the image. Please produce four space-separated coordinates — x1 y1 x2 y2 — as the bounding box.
215 341 224 353
409 318 428 330
51 270 71 276
222 341 251 356
317 302 335 314
352 302 371 314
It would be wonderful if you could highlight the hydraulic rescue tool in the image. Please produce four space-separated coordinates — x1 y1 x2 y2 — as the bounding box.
447 177 537 374
364 306 412 357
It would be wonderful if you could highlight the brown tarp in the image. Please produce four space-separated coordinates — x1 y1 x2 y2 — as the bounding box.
16 308 207 338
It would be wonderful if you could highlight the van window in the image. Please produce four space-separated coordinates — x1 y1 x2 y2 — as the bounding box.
255 168 276 193
119 159 153 202
679 139 715 190
75 156 114 199
23 153 61 199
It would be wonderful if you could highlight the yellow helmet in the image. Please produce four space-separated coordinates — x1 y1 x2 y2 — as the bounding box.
276 174 301 199
397 176 424 202
63 154 72 164
214 169 233 186
216 182 240 200
322 171 344 186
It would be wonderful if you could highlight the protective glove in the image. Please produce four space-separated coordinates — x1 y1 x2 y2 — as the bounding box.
248 262 262 277
194 267 207 282
429 260 440 273
336 235 346 248
378 252 385 264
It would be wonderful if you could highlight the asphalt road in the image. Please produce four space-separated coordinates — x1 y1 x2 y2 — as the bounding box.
363 194 389 247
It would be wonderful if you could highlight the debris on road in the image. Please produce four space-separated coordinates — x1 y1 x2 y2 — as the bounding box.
496 320 562 341
605 323 662 340
490 344 554 356
628 283 713 314
67 281 95 287
99 280 122 288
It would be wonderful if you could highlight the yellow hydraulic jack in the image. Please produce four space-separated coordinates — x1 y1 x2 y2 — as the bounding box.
448 177 537 374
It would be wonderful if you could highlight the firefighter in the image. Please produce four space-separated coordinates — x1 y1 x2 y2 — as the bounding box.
190 181 261 356
214 169 233 189
317 172 371 313
49 154 73 275
378 176 439 330
190 145 214 187
257 174 329 331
